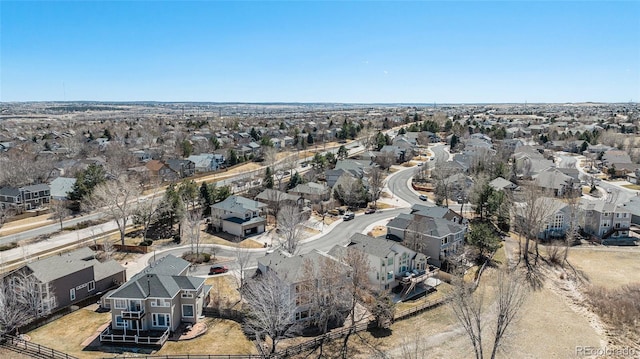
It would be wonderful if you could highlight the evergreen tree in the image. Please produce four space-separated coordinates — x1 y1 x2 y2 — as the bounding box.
228 149 238 166
250 127 260 141
264 167 274 189
288 172 303 190
307 133 314 144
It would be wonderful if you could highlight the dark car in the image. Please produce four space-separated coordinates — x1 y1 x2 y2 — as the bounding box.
209 265 229 275
364 208 376 214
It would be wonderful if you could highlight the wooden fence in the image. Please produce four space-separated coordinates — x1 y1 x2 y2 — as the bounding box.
1 335 79 359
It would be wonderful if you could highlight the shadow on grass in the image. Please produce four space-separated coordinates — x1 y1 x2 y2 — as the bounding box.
367 327 393 338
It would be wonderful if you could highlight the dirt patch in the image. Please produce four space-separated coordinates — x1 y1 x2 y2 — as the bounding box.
367 226 387 238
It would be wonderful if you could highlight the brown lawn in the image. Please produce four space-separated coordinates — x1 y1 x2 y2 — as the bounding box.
205 274 241 307
26 307 111 359
155 318 257 356
567 247 640 289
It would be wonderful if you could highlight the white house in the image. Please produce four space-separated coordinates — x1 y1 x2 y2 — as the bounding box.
210 195 267 238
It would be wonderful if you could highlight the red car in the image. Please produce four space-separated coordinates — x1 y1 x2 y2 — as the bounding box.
209 265 229 275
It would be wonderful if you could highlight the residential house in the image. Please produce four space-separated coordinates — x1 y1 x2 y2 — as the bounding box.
328 233 432 293
581 200 631 240
256 189 302 207
0 184 51 212
49 177 77 201
100 255 210 346
283 136 295 147
488 177 518 192
7 247 125 315
513 197 571 239
380 145 409 163
145 160 177 182
256 249 348 323
622 196 640 225
210 195 267 238
166 159 195 178
288 182 331 203
131 150 152 163
534 168 581 197
386 211 467 267
187 154 224 173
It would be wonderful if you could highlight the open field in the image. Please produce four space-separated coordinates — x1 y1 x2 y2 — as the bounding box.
567 246 640 289
0 347 35 359
622 184 640 190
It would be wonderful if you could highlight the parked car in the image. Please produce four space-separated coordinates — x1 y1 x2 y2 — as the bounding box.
419 195 428 201
343 212 355 221
364 208 376 214
209 265 228 275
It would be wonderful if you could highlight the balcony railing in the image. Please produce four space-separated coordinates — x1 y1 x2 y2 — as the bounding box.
99 326 169 346
121 309 145 319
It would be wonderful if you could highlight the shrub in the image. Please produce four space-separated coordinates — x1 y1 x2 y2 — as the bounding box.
585 283 640 343
139 240 153 246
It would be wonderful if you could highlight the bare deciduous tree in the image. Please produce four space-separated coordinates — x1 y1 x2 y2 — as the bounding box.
50 200 71 230
300 256 350 335
277 204 305 255
367 167 385 209
0 280 28 335
85 176 141 245
235 246 252 297
450 270 528 359
243 271 300 355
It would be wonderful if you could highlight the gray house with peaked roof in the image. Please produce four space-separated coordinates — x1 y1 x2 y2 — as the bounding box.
210 195 267 238
0 184 51 212
9 247 125 315
386 210 467 266
329 233 430 292
101 255 210 346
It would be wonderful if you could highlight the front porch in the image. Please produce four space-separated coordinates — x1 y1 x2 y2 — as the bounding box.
99 326 170 346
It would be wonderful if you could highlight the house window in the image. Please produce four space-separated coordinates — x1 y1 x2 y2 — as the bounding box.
115 315 125 328
152 313 170 327
114 299 126 309
70 288 76 301
181 292 194 299
387 258 393 266
295 311 309 321
182 304 194 318
88 281 95 292
616 213 620 218
387 272 393 280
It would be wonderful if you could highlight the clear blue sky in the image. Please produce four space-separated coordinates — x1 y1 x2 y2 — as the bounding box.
1 1 639 103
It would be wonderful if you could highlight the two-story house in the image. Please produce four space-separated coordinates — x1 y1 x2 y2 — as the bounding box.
387 210 466 267
0 184 51 212
100 255 210 346
210 195 267 238
165 159 196 178
513 197 572 240
256 249 348 324
328 233 432 295
7 247 125 315
187 154 225 173
580 200 631 240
